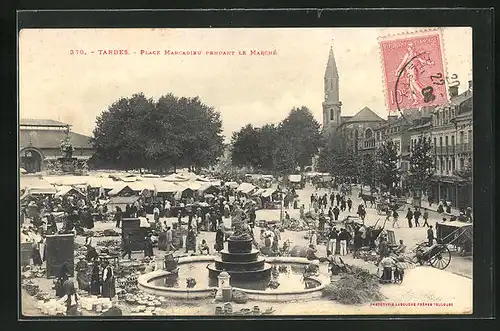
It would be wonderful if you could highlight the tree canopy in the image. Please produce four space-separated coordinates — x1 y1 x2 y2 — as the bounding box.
408 136 435 196
89 93 224 172
229 106 323 174
376 139 400 191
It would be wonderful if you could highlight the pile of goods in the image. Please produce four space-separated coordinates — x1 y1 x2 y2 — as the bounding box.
322 265 385 305
36 299 68 316
121 291 168 315
283 218 308 231
116 273 140 295
97 239 121 248
231 290 249 304
215 303 275 316
79 296 114 313
22 279 40 296
21 266 46 279
356 248 379 263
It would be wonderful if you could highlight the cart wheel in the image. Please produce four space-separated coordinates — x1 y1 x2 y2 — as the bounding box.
428 245 451 270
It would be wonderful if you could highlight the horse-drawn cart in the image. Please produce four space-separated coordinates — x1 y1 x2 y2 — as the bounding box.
410 242 452 269
376 197 407 215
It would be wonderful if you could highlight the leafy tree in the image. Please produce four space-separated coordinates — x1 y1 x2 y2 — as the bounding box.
257 124 279 171
90 93 155 170
89 93 224 172
273 139 299 174
279 106 323 171
316 144 337 174
359 153 375 186
408 136 435 197
230 124 262 169
376 139 400 191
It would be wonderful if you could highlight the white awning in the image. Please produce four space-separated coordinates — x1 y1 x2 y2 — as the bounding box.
289 175 302 183
237 182 255 194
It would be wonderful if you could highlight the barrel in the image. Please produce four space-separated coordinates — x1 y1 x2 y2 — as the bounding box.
289 245 308 258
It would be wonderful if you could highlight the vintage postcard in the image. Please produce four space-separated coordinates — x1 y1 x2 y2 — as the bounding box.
19 27 473 317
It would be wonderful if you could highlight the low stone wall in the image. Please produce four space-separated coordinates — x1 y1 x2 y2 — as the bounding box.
137 255 330 302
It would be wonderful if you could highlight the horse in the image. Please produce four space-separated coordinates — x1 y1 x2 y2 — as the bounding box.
358 192 377 207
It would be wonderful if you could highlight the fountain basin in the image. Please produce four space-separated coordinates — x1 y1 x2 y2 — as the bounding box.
137 256 329 302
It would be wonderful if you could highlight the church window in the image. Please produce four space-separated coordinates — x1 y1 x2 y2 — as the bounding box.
330 109 334 121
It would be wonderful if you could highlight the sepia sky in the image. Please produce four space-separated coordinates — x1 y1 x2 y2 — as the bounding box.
19 27 472 140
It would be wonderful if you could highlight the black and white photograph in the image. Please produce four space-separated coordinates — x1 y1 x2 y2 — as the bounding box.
18 24 478 317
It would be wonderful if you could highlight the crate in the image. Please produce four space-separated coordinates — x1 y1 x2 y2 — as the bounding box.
45 234 75 278
20 242 32 267
121 218 146 252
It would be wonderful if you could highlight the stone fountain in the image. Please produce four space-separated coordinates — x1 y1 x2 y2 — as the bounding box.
207 224 272 281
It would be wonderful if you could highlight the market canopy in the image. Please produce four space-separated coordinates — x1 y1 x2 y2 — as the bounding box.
43 176 90 186
86 177 118 190
288 175 302 183
237 182 255 194
252 188 267 197
127 180 156 192
20 176 56 193
225 181 239 188
261 188 277 198
55 186 85 198
154 181 180 194
108 184 136 196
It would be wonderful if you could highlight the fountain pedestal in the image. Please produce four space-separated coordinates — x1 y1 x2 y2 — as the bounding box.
207 235 271 281
57 157 78 173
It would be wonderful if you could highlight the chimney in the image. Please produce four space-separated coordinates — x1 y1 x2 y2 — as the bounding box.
468 80 473 90
449 86 459 98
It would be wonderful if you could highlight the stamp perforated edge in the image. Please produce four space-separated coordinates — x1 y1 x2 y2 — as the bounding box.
377 28 449 114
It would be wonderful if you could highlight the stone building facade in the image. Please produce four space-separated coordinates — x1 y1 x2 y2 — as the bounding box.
19 119 95 173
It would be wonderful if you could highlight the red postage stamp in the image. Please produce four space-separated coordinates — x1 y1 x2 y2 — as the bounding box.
379 30 448 112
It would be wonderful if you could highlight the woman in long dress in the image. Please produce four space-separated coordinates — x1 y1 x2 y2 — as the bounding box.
89 261 101 295
75 256 90 291
185 226 196 253
54 263 69 298
215 227 224 252
31 239 42 266
143 234 154 257
101 262 116 299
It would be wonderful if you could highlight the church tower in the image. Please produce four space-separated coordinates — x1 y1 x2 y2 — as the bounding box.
322 46 342 138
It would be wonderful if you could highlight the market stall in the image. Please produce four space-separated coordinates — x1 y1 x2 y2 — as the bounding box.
435 220 472 255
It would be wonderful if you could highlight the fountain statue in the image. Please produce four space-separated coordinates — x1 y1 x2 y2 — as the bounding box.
207 220 271 281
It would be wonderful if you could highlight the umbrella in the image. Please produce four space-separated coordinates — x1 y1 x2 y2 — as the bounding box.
20 168 28 174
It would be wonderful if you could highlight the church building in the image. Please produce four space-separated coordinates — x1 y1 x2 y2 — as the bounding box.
322 46 386 153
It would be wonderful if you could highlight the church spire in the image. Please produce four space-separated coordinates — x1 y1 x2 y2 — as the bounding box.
325 46 338 78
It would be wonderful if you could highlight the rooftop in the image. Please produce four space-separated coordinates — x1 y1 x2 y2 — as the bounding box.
346 107 385 123
20 129 93 149
20 119 70 127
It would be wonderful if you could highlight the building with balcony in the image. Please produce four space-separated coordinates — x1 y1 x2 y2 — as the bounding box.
19 119 95 173
428 83 473 209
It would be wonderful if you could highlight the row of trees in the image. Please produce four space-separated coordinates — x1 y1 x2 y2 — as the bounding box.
317 135 435 196
89 93 225 172
230 106 323 174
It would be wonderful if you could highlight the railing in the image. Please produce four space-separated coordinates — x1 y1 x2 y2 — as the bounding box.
455 143 472 153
